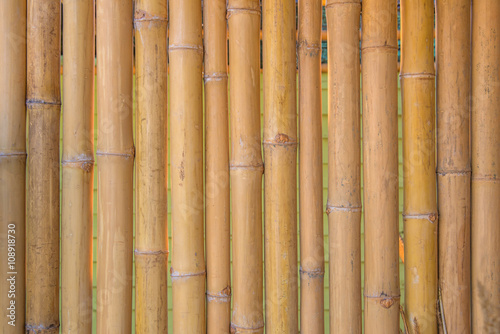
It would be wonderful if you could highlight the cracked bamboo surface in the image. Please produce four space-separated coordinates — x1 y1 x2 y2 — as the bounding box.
61 0 94 333
298 0 324 333
26 0 61 332
205 0 231 332
169 0 206 332
401 1 438 332
134 0 169 332
228 1 264 333
436 1 471 333
263 1 298 333
96 0 134 332
471 0 500 332
361 0 400 332
326 0 361 333
0 1 26 333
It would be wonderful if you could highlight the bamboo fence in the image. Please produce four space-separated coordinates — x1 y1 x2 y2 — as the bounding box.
1 2 499 333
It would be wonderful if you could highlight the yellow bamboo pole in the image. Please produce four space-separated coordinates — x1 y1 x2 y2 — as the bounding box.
134 1 169 332
228 0 264 333
26 0 61 332
326 0 361 332
401 0 438 332
436 1 471 332
298 0 324 332
471 1 500 332
169 0 206 332
263 1 298 333
205 0 231 332
96 0 134 331
362 0 400 332
61 0 94 332
0 1 26 332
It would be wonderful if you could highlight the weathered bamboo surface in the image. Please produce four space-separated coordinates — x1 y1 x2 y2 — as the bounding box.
61 0 94 333
436 0 471 333
401 0 438 332
299 0 325 332
0 1 26 333
205 0 231 332
263 0 298 333
96 0 134 332
361 0 400 333
26 0 61 332
471 0 500 332
228 0 264 333
326 0 361 333
169 0 206 332
134 0 169 333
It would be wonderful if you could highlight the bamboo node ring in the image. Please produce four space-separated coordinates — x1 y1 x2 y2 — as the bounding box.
471 175 500 182
170 267 206 280
403 212 438 224
25 323 61 331
361 45 398 52
26 99 61 106
436 169 471 176
229 162 264 171
134 9 167 23
263 133 298 146
204 72 228 82
326 203 362 214
230 322 265 333
325 1 361 8
0 151 27 157
226 7 261 19
399 72 435 79
169 44 203 54
134 249 169 256
299 266 325 278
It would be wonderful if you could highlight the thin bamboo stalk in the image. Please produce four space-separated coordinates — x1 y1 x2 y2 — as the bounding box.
361 0 400 332
0 1 26 333
436 1 471 333
204 0 231 332
134 0 169 332
263 1 298 332
298 0 324 332
26 0 61 332
228 1 264 333
96 0 134 331
471 0 500 332
326 0 361 332
169 0 206 332
61 0 94 333
401 0 438 332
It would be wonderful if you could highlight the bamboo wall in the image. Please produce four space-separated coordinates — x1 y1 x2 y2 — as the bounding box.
2 1 499 333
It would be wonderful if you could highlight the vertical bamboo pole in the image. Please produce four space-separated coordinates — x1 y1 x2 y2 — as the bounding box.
134 0 169 332
96 0 134 332
436 1 471 332
205 0 231 332
169 0 206 332
298 0 324 332
228 0 264 333
362 0 400 332
0 1 26 332
61 0 94 332
401 0 438 332
26 0 61 332
326 0 361 332
263 0 298 332
471 1 500 332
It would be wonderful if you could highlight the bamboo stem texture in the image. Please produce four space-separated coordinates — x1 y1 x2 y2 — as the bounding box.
298 0 325 333
361 0 400 332
61 0 94 333
26 0 61 332
263 1 298 332
169 0 206 332
96 0 134 331
471 1 500 332
0 1 26 332
134 0 169 332
228 0 264 333
326 0 361 332
436 1 471 333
